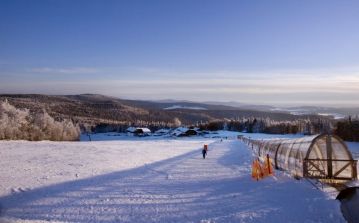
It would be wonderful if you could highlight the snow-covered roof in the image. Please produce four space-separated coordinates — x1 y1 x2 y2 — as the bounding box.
192 127 200 131
127 127 151 133
171 127 188 136
171 127 201 136
174 127 189 132
138 128 151 133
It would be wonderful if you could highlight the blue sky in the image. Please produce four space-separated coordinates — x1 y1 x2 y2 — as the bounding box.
1 0 359 106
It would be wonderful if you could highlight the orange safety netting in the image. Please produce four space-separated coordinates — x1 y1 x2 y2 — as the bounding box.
252 155 274 180
251 159 263 180
262 155 274 177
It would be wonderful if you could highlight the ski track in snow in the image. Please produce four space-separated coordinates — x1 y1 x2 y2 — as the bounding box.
0 139 345 223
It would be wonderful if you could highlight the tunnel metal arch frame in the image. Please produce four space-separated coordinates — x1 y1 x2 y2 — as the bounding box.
303 134 357 181
241 134 358 182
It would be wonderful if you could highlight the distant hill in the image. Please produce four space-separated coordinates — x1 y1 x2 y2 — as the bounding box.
0 94 333 127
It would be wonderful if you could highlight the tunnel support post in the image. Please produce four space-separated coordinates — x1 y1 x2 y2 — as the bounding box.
326 135 333 178
274 143 281 170
353 160 358 180
303 159 308 177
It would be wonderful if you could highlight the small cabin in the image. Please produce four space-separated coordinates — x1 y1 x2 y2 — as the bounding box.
126 127 151 136
172 127 200 137
185 129 198 136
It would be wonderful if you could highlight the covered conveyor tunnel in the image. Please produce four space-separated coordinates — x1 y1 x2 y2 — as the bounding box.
241 134 357 182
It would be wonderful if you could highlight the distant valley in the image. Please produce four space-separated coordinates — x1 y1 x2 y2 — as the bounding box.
0 94 345 127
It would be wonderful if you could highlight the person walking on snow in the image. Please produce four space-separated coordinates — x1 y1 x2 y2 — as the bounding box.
202 147 207 159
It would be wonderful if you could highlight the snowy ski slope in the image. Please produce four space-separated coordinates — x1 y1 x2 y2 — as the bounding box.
0 137 345 222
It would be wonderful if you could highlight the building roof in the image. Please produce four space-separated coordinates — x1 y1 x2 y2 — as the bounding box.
138 128 151 133
127 127 151 133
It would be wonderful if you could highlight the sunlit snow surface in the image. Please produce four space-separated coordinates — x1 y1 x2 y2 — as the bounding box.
0 132 346 222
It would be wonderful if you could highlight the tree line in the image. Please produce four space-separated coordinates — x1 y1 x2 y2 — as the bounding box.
335 117 359 142
198 117 333 135
1 99 358 142
198 117 359 142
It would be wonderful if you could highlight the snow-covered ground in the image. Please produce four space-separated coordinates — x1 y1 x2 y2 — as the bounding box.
0 134 346 222
0 139 215 198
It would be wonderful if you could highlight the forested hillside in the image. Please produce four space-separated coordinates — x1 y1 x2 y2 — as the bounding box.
1 94 349 138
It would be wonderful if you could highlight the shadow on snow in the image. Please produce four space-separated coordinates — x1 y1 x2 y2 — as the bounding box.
0 141 343 223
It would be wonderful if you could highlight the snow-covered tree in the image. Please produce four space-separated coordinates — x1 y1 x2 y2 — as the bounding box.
173 117 182 127
0 100 80 141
